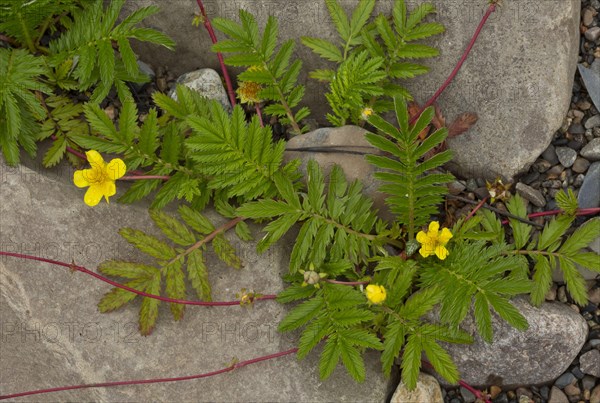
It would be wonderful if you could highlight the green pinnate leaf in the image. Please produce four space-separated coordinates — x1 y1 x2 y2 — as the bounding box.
331 308 374 327
298 315 330 359
98 261 159 279
119 227 177 260
537 214 574 251
406 3 437 30
338 328 382 350
506 194 531 249
213 234 242 269
555 188 579 215
42 137 67 168
486 293 528 331
401 333 423 390
319 336 341 380
404 22 445 41
530 255 553 306
237 199 297 219
98 277 149 313
325 0 351 41
277 284 318 304
164 259 186 320
261 16 278 59
178 205 215 235
235 221 253 241
139 273 161 335
393 0 408 35
559 256 589 306
278 296 325 332
186 249 212 301
83 103 119 140
421 339 459 384
257 213 303 253
348 0 375 40
118 179 161 204
150 209 196 246
381 320 405 377
339 337 366 382
396 44 439 59
559 217 600 255
301 37 343 62
473 293 492 342
569 252 600 272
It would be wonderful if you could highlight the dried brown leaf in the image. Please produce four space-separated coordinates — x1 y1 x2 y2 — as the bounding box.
448 112 478 138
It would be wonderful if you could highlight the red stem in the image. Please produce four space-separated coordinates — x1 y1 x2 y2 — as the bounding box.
50 135 87 161
465 196 489 221
195 0 237 107
119 175 171 181
325 279 370 286
501 207 600 225
410 3 497 124
0 252 276 306
65 145 86 160
0 348 298 400
255 104 265 127
458 380 491 403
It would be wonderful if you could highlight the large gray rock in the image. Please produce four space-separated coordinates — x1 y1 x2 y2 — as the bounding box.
121 0 580 179
578 161 600 209
0 155 394 401
436 297 588 388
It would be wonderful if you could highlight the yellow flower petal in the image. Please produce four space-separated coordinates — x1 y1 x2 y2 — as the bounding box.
435 245 449 260
85 150 105 168
106 158 127 180
102 181 116 202
419 243 435 257
84 185 104 207
73 170 90 188
439 228 453 244
428 221 440 233
416 230 429 244
365 284 386 304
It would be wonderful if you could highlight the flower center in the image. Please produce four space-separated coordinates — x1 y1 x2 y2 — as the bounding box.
87 167 108 184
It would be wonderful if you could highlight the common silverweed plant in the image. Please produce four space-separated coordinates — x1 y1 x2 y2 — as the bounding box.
0 0 174 165
302 0 444 126
4 0 599 393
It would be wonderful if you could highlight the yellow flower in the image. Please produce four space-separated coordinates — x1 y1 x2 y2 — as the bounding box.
237 81 263 104
73 150 126 206
416 221 453 260
360 107 374 120
365 284 386 305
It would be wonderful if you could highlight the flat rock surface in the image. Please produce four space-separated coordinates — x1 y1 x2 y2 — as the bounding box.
122 0 580 179
0 155 393 402
436 296 588 388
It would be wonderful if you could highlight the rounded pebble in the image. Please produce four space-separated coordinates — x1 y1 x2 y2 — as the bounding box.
572 157 590 173
556 146 578 167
